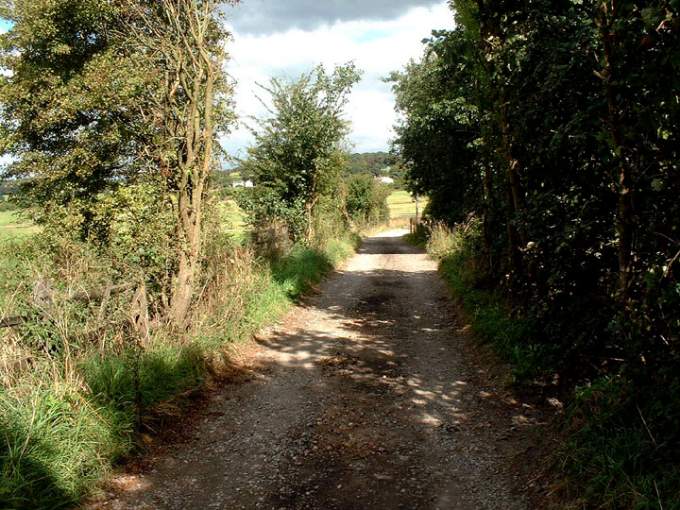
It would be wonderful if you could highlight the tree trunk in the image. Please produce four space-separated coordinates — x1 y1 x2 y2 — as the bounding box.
598 1 634 302
305 199 316 245
171 247 198 328
476 0 528 277
170 196 202 327
504 180 524 279
481 167 495 273
124 1 227 329
499 100 529 250
163 1 220 328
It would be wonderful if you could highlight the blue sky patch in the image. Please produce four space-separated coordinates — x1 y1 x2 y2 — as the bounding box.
0 18 13 33
355 28 392 43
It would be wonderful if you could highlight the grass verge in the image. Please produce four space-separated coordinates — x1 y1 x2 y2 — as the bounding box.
0 236 359 510
437 255 540 381
412 222 540 382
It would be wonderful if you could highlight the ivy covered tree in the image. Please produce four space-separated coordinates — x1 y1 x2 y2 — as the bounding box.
124 0 236 326
242 63 361 243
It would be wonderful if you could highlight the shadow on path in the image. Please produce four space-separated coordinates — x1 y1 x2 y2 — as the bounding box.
88 233 542 510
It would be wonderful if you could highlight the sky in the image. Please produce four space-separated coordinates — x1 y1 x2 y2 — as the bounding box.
0 2 455 160
223 0 454 159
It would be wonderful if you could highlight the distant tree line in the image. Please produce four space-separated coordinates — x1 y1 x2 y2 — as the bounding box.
347 152 393 175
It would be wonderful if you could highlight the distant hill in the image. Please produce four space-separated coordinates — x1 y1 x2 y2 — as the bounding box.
347 152 407 188
347 152 396 176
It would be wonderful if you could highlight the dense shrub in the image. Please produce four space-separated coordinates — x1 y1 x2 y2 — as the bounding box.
344 174 390 227
423 219 680 507
394 1 680 506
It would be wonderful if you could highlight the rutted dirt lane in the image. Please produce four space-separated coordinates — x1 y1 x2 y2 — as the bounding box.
92 231 545 510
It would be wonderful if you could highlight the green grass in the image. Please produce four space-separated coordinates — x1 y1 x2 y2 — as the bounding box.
0 236 358 509
409 221 546 380
0 238 39 312
1 378 131 509
562 375 680 510
0 211 41 313
387 190 428 220
244 237 359 330
0 210 39 241
218 199 246 235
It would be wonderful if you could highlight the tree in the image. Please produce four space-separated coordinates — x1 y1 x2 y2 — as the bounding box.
0 0 237 328
124 0 236 327
389 28 484 227
345 174 390 226
0 0 151 241
243 63 361 243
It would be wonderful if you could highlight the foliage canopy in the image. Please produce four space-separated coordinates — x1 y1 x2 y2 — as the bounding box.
392 0 680 506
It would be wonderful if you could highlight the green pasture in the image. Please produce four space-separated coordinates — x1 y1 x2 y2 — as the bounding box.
387 190 428 220
0 209 39 241
219 199 247 235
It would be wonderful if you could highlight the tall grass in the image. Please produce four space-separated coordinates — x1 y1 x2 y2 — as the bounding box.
0 234 358 509
1 373 131 509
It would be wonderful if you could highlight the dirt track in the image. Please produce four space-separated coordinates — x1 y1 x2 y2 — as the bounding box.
94 231 542 510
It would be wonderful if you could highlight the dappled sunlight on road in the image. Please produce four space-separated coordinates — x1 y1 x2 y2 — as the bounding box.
89 233 539 510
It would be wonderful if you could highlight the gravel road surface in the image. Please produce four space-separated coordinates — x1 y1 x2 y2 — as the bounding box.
91 230 539 510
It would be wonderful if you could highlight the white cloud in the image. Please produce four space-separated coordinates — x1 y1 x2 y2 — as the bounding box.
222 2 454 160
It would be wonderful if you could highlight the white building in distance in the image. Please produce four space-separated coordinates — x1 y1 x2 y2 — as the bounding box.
232 180 254 188
376 176 395 185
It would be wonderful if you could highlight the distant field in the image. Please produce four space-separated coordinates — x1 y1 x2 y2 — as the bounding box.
0 194 419 241
0 209 39 241
0 210 37 310
219 199 247 235
387 190 428 220
0 203 246 242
